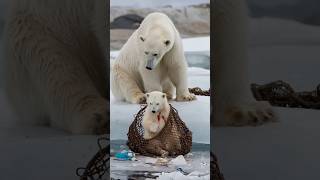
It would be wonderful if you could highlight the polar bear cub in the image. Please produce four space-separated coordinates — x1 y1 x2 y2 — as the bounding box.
111 12 196 104
142 91 170 140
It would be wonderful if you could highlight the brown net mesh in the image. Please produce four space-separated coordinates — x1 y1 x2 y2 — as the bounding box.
211 152 225 180
189 87 210 96
251 80 320 109
127 104 192 157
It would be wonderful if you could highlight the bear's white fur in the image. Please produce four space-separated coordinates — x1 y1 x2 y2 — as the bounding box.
3 0 108 134
213 0 276 126
142 91 170 140
111 12 196 104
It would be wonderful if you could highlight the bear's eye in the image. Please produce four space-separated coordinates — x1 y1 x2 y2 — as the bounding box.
164 40 170 46
150 103 152 105
156 103 159 105
152 53 158 57
145 51 149 55
140 36 145 42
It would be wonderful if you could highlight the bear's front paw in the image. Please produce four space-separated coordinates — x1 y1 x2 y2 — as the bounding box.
149 123 159 133
70 100 108 135
225 101 277 126
132 93 146 104
176 93 196 101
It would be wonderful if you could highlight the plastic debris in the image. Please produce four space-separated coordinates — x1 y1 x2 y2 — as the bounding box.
115 150 135 161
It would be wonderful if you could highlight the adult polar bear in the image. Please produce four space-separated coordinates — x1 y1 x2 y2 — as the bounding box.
213 0 276 126
111 12 196 104
3 0 108 134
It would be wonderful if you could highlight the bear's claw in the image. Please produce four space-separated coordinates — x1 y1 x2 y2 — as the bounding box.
225 101 277 126
176 93 196 101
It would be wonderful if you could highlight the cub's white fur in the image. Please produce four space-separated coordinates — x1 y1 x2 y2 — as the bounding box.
142 91 170 140
213 0 276 126
111 12 196 104
3 0 108 134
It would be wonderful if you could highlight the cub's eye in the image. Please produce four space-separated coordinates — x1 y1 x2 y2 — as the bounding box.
140 36 145 42
145 51 149 55
156 103 159 105
152 53 158 57
150 103 152 105
164 40 170 46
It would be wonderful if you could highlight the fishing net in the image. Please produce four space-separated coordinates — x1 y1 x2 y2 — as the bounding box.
211 152 225 180
127 104 192 157
251 80 320 109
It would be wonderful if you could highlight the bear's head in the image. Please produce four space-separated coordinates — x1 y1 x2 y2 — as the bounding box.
138 27 174 70
145 91 168 114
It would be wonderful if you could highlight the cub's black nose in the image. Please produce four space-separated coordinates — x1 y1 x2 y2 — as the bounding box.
146 66 152 70
152 110 156 113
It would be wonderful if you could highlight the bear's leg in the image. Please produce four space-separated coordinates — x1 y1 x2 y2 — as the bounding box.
213 0 277 126
6 18 108 134
166 53 196 101
111 65 145 104
162 79 175 100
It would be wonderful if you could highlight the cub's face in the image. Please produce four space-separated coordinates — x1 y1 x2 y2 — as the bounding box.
138 28 174 70
146 91 168 114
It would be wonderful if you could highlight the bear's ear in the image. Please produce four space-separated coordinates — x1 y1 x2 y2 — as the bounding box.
140 36 145 42
164 40 170 46
162 93 166 98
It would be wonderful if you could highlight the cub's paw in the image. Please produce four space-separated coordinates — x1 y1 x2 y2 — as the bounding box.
131 93 146 104
225 101 277 126
143 131 153 140
149 123 159 133
160 150 169 157
176 93 196 101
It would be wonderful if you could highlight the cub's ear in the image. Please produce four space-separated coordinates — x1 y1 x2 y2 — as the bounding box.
164 40 170 46
146 93 150 98
162 93 166 98
140 36 145 42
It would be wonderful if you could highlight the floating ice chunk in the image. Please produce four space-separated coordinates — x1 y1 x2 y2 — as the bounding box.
170 155 187 166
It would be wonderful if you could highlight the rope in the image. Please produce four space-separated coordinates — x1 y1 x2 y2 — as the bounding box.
76 137 109 180
189 87 210 96
251 80 320 109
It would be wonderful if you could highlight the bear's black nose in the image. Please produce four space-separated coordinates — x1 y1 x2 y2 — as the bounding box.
152 110 156 113
146 66 152 70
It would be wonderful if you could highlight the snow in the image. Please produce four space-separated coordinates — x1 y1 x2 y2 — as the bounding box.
214 18 320 180
111 152 210 179
182 37 210 53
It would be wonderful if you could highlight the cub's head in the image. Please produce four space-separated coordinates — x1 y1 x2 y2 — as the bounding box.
145 91 168 114
138 27 174 70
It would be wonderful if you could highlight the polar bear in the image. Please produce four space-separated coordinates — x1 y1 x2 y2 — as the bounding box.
142 91 170 140
213 0 276 126
111 12 196 104
3 0 108 134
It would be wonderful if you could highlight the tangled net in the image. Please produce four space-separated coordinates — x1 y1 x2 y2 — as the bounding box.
189 87 211 96
251 80 320 109
211 152 225 180
76 137 109 180
127 104 192 157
